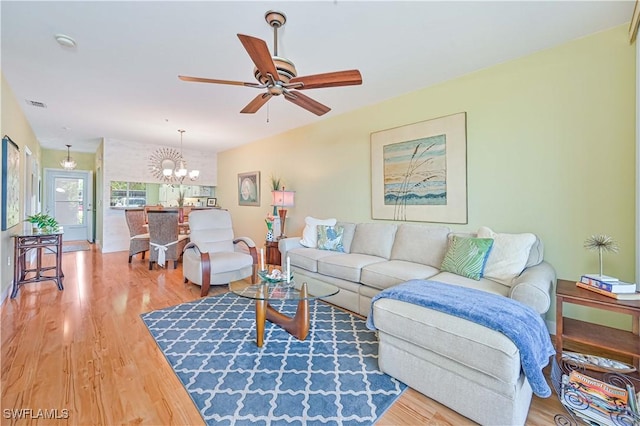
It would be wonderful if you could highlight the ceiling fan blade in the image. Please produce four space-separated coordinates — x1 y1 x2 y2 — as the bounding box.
178 75 261 88
284 91 331 116
240 93 272 114
289 70 362 90
237 34 279 82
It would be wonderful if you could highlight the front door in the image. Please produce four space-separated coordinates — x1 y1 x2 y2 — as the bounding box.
44 169 93 242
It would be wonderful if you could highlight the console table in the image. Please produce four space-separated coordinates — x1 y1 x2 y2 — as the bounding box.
12 231 64 298
555 278 639 369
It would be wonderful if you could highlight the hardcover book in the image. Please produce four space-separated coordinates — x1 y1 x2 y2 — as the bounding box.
576 282 640 300
580 276 637 294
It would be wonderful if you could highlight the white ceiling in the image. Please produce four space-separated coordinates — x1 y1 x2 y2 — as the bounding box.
1 1 634 154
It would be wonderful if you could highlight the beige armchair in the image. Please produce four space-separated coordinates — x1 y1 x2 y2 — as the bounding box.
183 209 257 296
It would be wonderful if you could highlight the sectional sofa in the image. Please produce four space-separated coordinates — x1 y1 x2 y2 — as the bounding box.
278 218 556 425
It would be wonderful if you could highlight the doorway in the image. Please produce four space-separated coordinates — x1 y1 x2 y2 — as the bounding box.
44 169 94 242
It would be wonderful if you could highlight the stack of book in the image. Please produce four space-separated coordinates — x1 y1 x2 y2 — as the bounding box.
576 275 640 300
560 370 640 425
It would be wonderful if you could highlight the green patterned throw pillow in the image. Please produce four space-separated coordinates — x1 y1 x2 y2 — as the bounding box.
440 236 494 280
317 225 345 252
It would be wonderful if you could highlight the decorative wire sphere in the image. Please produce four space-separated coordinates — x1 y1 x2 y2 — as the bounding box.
583 234 619 278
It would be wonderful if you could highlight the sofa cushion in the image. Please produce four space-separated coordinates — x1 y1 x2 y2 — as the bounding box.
317 225 345 252
361 260 440 291
440 236 494 280
349 223 397 259
300 217 337 248
477 226 536 285
288 247 341 273
318 253 386 282
429 271 511 297
390 224 450 267
335 222 356 253
372 298 521 384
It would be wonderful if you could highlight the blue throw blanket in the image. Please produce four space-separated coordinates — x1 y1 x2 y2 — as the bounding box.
366 279 555 397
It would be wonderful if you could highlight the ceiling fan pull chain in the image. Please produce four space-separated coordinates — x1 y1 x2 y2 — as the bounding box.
266 102 270 123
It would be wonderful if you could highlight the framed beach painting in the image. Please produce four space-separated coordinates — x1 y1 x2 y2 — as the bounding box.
371 112 467 224
238 171 260 206
2 135 20 230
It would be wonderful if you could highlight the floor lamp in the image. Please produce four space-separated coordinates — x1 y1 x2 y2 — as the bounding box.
272 188 295 239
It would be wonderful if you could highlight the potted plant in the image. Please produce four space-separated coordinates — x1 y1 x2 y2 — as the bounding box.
25 212 60 233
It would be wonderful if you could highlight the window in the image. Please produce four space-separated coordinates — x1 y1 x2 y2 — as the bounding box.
110 181 147 207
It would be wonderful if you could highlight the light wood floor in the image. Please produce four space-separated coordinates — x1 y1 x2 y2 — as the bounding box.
1 245 571 425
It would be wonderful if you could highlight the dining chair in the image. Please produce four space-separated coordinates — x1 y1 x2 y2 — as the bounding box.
183 209 257 296
143 204 164 224
124 209 150 263
147 211 189 270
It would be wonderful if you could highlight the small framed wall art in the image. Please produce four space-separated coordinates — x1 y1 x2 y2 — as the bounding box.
237 171 260 206
207 198 217 207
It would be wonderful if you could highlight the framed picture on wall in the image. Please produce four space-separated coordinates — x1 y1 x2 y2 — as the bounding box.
371 112 467 224
207 198 217 207
2 135 20 230
238 171 260 206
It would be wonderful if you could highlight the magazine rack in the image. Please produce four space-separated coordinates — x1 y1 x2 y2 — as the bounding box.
551 356 640 425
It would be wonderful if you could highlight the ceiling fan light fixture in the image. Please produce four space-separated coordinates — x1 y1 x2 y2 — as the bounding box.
60 144 77 170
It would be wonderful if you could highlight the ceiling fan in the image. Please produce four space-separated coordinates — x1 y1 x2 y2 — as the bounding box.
178 10 362 116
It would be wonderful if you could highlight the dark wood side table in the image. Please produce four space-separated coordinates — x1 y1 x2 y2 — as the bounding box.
555 278 639 369
12 231 64 298
265 240 281 267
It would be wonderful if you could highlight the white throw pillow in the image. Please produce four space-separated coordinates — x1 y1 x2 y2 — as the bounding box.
299 217 337 248
477 226 536 285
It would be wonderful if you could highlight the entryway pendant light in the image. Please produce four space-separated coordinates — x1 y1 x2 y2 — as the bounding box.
60 144 77 170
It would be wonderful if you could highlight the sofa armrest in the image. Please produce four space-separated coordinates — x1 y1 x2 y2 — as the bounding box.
509 261 556 315
278 237 303 266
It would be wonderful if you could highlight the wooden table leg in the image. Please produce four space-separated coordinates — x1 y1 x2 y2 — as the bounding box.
255 284 267 347
253 282 311 346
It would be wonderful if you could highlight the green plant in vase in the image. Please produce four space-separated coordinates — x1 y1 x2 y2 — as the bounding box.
177 188 186 207
25 212 60 233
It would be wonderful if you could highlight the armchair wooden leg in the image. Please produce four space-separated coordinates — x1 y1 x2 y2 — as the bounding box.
200 282 210 297
149 261 153 270
128 255 133 263
142 251 146 260
173 260 178 269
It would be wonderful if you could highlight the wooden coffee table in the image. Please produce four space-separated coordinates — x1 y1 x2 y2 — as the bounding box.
229 280 339 347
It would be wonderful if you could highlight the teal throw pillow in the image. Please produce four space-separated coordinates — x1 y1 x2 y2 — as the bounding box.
440 236 494 280
317 225 345 252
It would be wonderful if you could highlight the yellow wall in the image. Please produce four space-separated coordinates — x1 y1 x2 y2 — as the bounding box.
0 73 42 297
41 148 95 171
218 25 636 329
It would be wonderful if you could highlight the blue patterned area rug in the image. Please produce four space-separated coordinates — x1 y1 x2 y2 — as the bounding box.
141 292 406 425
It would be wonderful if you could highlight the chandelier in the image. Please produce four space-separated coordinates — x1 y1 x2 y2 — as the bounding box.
172 130 199 181
60 144 77 170
148 130 199 183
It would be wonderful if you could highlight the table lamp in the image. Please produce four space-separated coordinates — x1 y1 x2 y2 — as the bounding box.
271 188 295 239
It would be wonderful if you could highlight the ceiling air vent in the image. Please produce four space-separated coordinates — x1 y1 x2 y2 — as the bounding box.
25 100 47 108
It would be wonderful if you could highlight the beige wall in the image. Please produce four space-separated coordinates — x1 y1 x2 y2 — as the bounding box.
0 73 42 298
218 25 636 329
